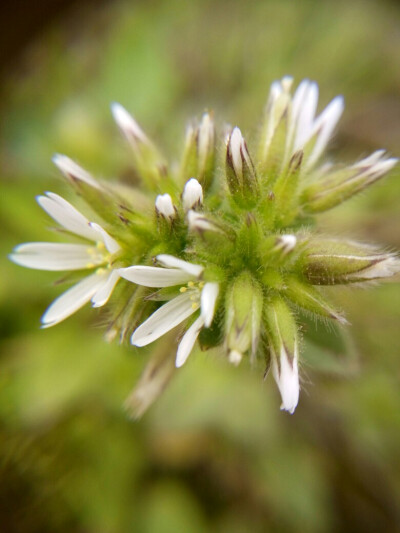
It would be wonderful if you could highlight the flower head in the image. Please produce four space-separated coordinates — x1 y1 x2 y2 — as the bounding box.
11 77 400 417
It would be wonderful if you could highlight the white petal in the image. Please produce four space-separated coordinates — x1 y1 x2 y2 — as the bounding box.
287 79 309 152
9 242 101 271
119 265 194 287
91 270 120 307
306 96 344 170
229 127 243 175
155 255 203 277
354 150 386 167
111 102 148 143
131 293 195 347
294 81 318 150
52 154 101 189
275 234 297 254
182 178 203 211
41 271 108 328
89 222 120 254
272 346 299 414
187 210 222 234
348 256 400 280
155 194 176 219
37 192 99 241
200 282 219 327
176 315 204 367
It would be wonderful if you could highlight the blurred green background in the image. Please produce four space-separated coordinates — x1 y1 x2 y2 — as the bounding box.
1 0 400 531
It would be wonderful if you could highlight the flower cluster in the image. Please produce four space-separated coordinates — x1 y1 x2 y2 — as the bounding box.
11 77 399 416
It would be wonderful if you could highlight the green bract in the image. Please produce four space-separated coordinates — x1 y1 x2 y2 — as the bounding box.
10 77 399 416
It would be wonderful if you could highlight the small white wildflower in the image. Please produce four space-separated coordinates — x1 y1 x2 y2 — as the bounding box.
119 255 219 367
10 192 121 327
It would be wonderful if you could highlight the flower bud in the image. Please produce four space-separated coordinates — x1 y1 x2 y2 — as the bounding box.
274 234 297 255
187 210 227 236
53 154 140 228
225 272 263 365
155 193 176 220
182 178 203 211
301 151 398 213
301 238 400 284
180 113 215 191
273 150 303 223
226 127 259 207
124 338 177 419
197 112 215 190
264 297 299 414
258 234 298 268
259 76 293 173
111 103 167 190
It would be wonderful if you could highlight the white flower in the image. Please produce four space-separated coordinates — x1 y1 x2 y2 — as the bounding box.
155 193 176 220
10 192 121 327
182 178 203 211
262 77 344 172
271 343 300 414
119 254 219 367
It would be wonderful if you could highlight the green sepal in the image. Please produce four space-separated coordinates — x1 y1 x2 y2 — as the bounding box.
283 274 349 324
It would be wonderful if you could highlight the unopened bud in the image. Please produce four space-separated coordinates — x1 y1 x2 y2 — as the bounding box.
182 178 203 211
111 103 167 190
225 272 263 365
53 154 101 189
124 341 176 419
258 234 298 267
301 238 400 284
301 151 398 213
187 210 223 235
275 234 297 254
264 297 299 414
197 112 215 189
226 127 259 207
53 154 139 228
180 113 215 190
155 194 176 220
259 76 293 172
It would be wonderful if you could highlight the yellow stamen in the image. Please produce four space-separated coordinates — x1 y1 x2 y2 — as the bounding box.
188 281 195 287
180 287 187 293
191 303 199 310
